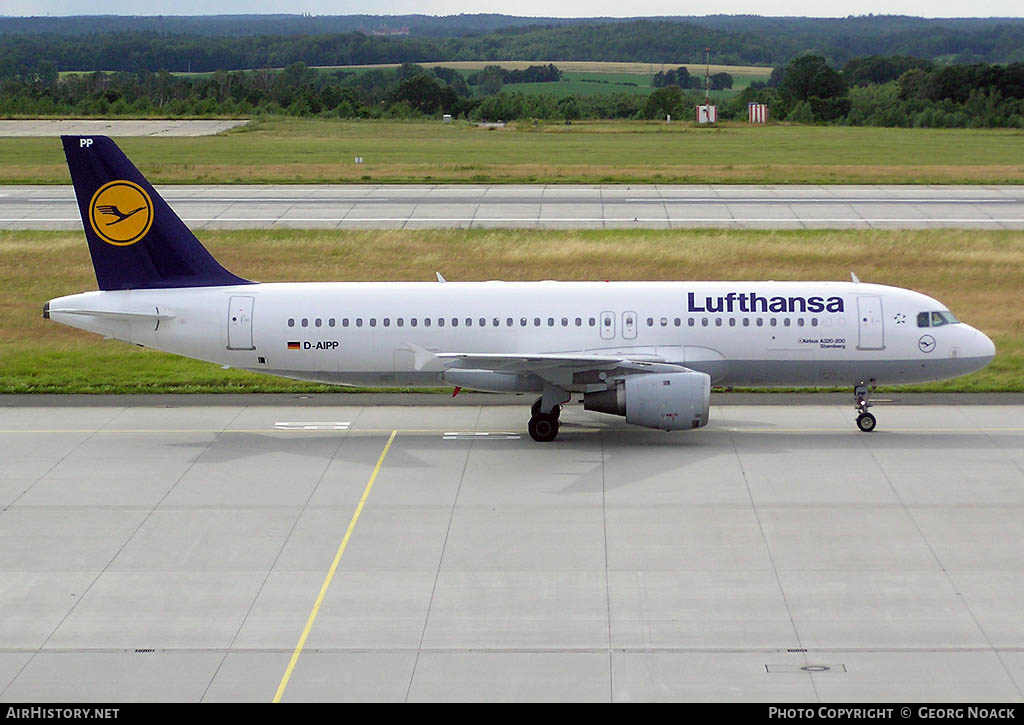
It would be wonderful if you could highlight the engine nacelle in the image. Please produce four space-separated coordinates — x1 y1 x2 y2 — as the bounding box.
583 371 710 431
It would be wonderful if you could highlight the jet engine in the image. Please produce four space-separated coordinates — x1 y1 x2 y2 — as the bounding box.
583 371 710 431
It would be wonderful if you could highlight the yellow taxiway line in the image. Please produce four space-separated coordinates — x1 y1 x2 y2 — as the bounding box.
272 428 398 703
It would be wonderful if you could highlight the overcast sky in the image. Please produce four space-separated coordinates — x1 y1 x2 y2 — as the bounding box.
4 2 1021 18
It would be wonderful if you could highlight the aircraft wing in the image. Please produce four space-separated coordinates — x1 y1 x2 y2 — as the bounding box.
428 351 691 377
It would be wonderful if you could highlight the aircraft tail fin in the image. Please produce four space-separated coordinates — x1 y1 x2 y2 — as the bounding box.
61 135 251 291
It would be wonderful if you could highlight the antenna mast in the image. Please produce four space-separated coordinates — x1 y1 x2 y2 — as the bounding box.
704 47 711 105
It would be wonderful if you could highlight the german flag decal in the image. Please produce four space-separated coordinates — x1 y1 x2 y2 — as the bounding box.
287 341 300 350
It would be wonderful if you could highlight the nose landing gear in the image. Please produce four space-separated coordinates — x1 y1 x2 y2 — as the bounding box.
854 381 877 432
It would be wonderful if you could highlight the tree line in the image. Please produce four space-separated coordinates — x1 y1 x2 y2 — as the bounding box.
1 56 1022 128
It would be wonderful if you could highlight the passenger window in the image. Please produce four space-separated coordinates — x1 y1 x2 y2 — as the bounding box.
369 318 376 327
660 318 668 327
589 318 596 327
811 319 818 327
383 318 390 327
521 318 527 327
288 318 295 327
507 318 513 327
547 318 554 327
452 318 458 327
424 318 431 327
646 317 654 327
743 318 750 327
701 318 709 327
784 318 791 327
301 318 308 327
492 317 499 327
917 312 930 328
397 318 403 327
438 318 445 327
411 318 417 327
674 318 681 327
534 318 541 327
575 317 582 326
329 318 336 327
315 318 322 327
770 318 777 327
356 318 363 327
756 319 764 327
688 318 695 327
342 318 349 328
729 318 736 327
715 318 722 327
561 318 568 327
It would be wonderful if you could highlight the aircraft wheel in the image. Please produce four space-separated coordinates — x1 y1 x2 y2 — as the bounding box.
528 414 559 442
856 412 877 433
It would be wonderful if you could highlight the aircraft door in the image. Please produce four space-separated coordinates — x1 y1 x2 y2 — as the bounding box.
227 295 256 350
856 295 885 350
622 311 637 340
600 311 615 340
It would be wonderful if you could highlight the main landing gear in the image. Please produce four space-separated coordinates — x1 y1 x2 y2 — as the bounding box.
854 381 877 432
528 397 561 442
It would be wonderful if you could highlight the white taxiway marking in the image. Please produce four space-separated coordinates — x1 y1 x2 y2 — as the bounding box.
443 431 521 440
274 421 351 430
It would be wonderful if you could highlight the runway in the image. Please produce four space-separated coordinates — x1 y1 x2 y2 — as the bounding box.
0 396 1022 702
3 184 1024 230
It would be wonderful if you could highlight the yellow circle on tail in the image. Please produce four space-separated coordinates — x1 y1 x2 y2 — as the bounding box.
88 180 153 246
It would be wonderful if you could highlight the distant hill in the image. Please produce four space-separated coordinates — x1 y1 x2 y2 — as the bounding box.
0 15 1022 71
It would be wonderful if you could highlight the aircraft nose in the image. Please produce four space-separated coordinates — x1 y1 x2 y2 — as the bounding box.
972 327 996 364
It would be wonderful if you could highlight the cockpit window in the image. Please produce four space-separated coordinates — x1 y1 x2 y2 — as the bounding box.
919 311 959 328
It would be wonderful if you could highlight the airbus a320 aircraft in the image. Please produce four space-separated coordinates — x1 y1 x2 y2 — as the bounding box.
45 136 995 441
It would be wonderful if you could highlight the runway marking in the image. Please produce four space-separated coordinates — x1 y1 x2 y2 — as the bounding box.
274 421 351 430
443 431 521 440
627 197 1015 204
273 429 397 704
1 427 1024 435
5 218 1024 225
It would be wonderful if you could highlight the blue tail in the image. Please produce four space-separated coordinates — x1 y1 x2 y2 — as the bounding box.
62 135 251 291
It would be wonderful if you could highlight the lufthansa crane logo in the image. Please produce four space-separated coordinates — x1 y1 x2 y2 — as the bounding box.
88 180 153 246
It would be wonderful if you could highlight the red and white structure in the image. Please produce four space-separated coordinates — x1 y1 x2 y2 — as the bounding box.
697 105 718 124
748 103 768 123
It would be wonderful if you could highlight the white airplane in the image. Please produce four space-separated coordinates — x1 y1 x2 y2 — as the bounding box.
46 135 995 441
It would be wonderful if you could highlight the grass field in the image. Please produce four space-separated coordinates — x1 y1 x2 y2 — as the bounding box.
316 60 772 76
1 117 1023 185
318 61 768 98
1 228 1021 394
499 71 762 98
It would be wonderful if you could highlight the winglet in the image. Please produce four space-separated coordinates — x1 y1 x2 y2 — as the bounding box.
851 272 861 283
436 272 447 283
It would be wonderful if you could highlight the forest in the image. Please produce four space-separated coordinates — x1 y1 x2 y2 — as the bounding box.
2 15 1024 75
